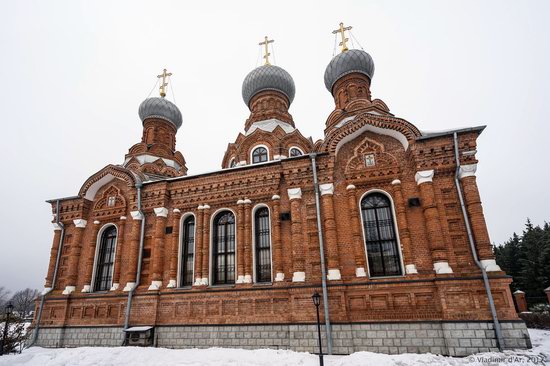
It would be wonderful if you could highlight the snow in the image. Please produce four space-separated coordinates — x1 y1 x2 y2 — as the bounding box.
0 329 548 366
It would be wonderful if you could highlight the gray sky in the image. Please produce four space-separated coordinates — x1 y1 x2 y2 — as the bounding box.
1 0 548 293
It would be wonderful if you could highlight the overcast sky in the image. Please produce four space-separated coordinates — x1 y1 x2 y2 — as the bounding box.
0 0 548 293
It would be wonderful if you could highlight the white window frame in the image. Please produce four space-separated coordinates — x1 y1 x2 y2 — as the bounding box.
250 144 270 164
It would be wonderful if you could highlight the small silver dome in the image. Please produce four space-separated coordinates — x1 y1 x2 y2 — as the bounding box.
324 49 375 94
242 65 295 108
138 97 182 129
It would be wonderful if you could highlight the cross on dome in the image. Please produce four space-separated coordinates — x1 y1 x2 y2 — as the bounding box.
332 22 352 52
157 68 172 98
259 36 274 65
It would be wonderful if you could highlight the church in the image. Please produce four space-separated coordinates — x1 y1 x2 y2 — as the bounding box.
31 24 530 356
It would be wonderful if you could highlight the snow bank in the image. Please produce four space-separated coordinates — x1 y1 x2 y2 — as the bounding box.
1 329 548 366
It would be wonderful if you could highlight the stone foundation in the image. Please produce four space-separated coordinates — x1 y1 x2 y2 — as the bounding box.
32 321 531 356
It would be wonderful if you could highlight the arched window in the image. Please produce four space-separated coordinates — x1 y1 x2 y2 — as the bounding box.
252 146 268 164
229 159 237 168
180 216 195 287
213 211 236 285
254 207 271 283
93 226 117 292
360 193 402 277
289 147 303 157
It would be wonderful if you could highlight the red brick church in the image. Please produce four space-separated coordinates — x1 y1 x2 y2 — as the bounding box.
31 24 530 355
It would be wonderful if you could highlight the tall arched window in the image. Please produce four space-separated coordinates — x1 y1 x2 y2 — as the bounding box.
93 226 117 292
252 146 268 164
213 211 236 285
254 207 271 283
360 192 402 277
180 216 195 287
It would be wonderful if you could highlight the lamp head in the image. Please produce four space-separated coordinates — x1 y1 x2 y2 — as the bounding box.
312 292 321 307
6 302 14 315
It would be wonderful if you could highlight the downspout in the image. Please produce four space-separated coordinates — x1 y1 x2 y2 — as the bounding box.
28 200 65 347
453 132 504 351
123 181 146 338
309 153 333 355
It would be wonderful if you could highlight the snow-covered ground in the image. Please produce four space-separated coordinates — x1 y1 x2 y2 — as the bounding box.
1 329 548 366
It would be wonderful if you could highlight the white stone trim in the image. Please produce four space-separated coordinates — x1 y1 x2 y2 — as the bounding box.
194 278 203 286
246 118 295 135
203 204 210 209
405 264 418 274
236 275 245 284
62 286 75 295
244 275 252 284
433 261 453 274
201 278 209 286
238 160 247 166
243 199 252 205
320 183 334 196
123 282 136 292
148 280 162 291
327 269 341 280
287 188 302 200
123 154 182 171
42 287 52 295
459 164 477 180
130 211 143 220
346 184 356 190
93 220 101 225
292 271 305 282
53 223 62 231
173 209 181 214
73 219 87 228
167 279 177 288
154 207 169 217
513 290 525 294
275 272 285 282
334 119 410 154
110 283 119 291
288 146 304 157
272 195 280 200
391 179 401 185
355 267 367 277
119 216 127 221
415 170 434 185
237 199 245 205
81 285 91 293
480 259 502 272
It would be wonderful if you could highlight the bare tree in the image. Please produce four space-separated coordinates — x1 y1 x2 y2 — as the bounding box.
0 286 10 309
9 288 40 319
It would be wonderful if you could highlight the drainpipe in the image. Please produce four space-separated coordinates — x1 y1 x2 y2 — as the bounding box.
28 200 65 347
123 182 146 338
309 153 333 355
453 132 504 351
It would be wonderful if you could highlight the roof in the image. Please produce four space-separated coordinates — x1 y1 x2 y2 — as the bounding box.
416 125 486 141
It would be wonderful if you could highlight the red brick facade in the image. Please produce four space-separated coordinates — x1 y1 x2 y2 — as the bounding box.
34 62 519 334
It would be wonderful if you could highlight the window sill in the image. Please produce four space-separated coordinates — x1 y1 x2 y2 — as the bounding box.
253 282 272 286
208 284 236 289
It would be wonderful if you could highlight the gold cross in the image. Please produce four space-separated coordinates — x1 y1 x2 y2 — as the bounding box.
157 68 172 98
259 36 274 65
332 22 352 52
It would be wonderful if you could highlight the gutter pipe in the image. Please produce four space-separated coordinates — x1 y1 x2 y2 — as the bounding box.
309 153 333 355
452 132 504 351
28 200 65 347
123 181 146 340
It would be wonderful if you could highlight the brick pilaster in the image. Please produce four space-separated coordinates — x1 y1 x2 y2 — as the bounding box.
44 224 62 289
236 200 245 283
123 211 142 291
271 195 284 282
201 205 211 285
194 206 204 286
149 207 168 290
63 219 87 295
320 183 341 281
288 188 305 282
415 170 452 274
168 209 181 288
459 164 500 272
244 199 253 283
346 184 367 277
391 180 417 275
81 220 101 292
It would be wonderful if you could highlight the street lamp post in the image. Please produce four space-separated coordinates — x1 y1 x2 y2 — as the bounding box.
1 302 14 356
312 292 324 366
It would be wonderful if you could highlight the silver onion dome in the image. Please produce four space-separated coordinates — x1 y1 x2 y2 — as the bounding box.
242 65 296 108
324 49 375 94
138 97 182 129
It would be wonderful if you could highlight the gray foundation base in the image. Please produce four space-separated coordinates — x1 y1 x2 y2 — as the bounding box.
32 321 530 356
